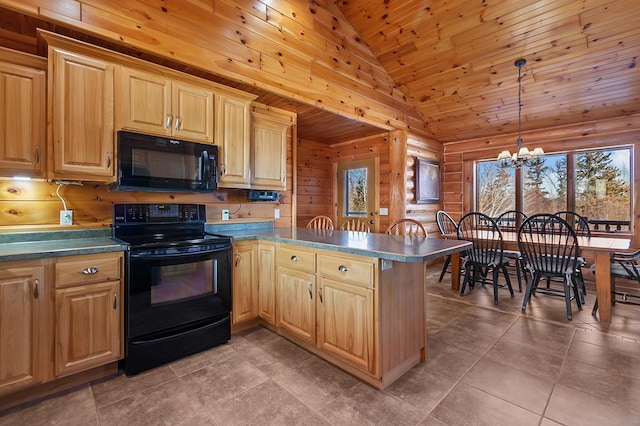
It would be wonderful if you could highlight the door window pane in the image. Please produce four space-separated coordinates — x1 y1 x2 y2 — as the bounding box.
345 167 367 216
523 154 567 216
476 161 515 217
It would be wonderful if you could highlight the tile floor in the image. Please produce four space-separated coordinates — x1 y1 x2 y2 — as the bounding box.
1 264 640 425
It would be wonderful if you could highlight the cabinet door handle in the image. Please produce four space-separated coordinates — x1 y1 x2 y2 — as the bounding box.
113 292 117 310
106 152 112 168
220 164 226 176
338 265 348 272
34 145 40 164
290 255 298 262
166 114 173 129
175 116 181 131
307 283 313 299
33 278 39 299
317 287 323 303
235 254 240 267
282 173 286 184
82 267 99 275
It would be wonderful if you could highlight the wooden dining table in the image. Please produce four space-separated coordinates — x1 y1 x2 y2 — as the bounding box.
447 231 631 322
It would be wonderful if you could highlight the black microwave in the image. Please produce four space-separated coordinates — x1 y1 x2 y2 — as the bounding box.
114 131 218 192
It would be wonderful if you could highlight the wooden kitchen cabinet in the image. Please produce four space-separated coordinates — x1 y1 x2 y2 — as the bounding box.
216 92 253 188
276 245 316 344
257 242 276 325
232 241 259 325
49 47 115 182
116 66 214 143
0 48 46 178
0 260 51 396
250 107 292 190
54 252 123 377
317 253 376 374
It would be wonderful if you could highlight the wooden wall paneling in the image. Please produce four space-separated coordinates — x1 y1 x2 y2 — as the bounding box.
388 130 406 225
296 139 333 227
405 136 443 235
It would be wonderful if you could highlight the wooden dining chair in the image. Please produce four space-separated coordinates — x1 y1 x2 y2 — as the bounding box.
591 249 640 315
554 210 590 296
340 217 371 232
385 218 427 237
457 212 514 305
495 210 528 291
518 213 582 320
436 210 458 282
306 215 334 230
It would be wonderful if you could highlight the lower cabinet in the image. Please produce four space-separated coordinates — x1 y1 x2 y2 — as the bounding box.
232 241 258 325
54 252 123 377
0 259 51 396
0 252 124 404
257 242 276 325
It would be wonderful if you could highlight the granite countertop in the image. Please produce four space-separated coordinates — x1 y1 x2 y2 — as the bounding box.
210 225 470 263
0 229 127 261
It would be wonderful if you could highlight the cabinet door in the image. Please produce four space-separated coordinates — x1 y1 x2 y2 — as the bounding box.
277 267 316 344
55 280 120 377
317 277 374 374
116 66 171 137
251 112 289 190
216 93 250 188
0 60 45 177
232 242 258 324
0 264 49 395
172 81 214 143
257 242 276 325
51 48 114 180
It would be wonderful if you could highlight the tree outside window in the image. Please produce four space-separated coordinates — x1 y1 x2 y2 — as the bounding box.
345 167 367 215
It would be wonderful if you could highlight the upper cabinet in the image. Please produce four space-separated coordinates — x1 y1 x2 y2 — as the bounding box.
116 66 214 144
49 47 115 182
0 49 46 178
216 93 252 188
250 105 294 191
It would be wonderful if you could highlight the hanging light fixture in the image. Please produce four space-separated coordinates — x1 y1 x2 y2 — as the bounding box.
497 58 544 168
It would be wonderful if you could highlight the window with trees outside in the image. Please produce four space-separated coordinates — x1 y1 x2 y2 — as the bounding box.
476 147 631 232
345 167 367 216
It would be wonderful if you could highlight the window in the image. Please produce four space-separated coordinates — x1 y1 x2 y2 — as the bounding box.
345 167 367 216
476 147 632 232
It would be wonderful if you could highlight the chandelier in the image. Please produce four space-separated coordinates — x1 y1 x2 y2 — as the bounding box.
497 58 544 168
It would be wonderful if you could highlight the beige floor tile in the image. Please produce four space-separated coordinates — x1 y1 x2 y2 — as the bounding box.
424 337 483 380
462 358 555 414
545 384 639 426
205 380 315 426
430 382 541 426
428 323 501 355
485 339 564 382
568 339 640 379
91 366 178 408
500 316 575 356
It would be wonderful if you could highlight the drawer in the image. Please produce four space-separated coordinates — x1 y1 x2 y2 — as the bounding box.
318 253 375 287
55 253 122 288
277 245 315 273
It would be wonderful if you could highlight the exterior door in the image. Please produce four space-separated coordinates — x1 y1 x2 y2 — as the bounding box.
336 157 378 232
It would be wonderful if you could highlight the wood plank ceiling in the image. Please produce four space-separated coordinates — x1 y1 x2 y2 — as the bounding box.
2 1 639 145
336 0 640 142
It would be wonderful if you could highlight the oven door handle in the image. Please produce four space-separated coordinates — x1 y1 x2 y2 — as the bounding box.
129 247 230 260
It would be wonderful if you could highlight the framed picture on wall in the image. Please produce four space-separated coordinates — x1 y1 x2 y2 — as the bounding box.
415 157 440 203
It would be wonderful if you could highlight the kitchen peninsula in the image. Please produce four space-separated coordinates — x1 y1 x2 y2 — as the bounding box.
218 225 471 389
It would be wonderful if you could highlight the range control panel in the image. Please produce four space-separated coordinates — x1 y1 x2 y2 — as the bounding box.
114 204 205 223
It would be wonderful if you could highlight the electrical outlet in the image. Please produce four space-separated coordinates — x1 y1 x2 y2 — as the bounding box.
60 210 73 226
274 208 280 219
221 209 229 220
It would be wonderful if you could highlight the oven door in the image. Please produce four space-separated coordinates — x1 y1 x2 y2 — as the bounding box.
126 246 232 339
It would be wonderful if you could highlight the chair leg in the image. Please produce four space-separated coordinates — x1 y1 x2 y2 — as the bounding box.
571 275 583 311
522 274 538 312
438 255 451 282
514 258 523 292
460 264 471 295
563 274 573 320
502 265 514 298
492 266 500 304
592 297 599 315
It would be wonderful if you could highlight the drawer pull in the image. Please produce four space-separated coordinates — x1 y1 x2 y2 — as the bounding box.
290 255 298 262
113 292 117 310
33 278 39 299
338 265 349 272
317 287 323 303
307 283 313 299
166 114 173 129
82 267 99 275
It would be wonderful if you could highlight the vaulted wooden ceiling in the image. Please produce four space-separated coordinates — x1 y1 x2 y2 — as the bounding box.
1 1 638 145
336 0 640 142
